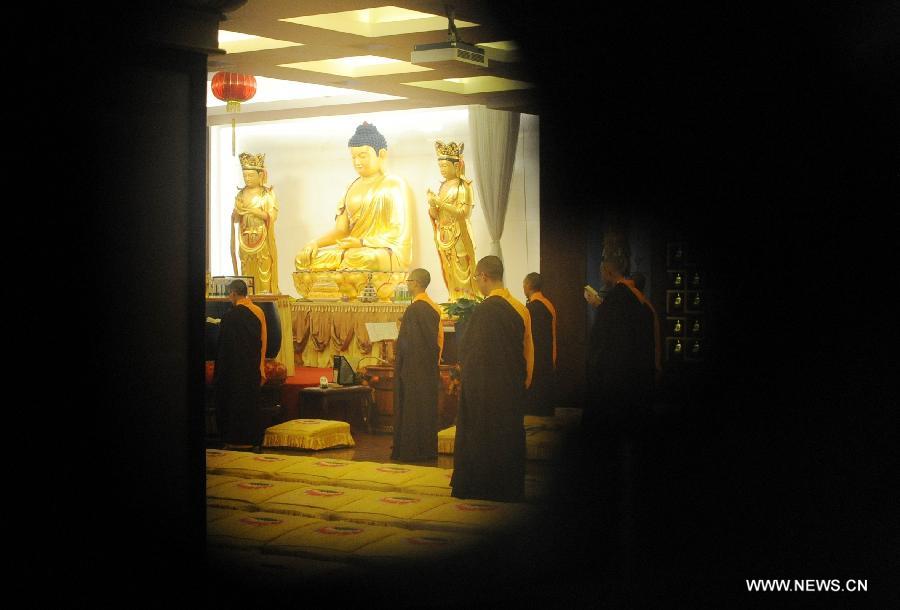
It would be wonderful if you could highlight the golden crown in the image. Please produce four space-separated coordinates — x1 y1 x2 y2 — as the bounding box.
434 141 464 160
239 152 266 170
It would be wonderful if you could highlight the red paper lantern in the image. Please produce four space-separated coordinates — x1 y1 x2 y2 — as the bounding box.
211 72 257 111
211 72 257 155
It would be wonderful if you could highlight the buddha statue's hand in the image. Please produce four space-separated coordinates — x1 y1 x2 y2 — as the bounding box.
299 241 318 266
336 236 362 250
426 190 439 220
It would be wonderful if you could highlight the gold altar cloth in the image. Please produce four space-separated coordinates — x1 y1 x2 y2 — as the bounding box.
292 301 408 369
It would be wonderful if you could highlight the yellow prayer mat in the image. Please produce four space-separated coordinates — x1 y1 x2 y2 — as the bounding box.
206 506 238 523
329 492 455 528
437 426 456 454
210 453 313 479
259 485 379 520
207 478 306 511
206 449 249 470
206 474 241 490
274 458 372 486
208 511 324 550
351 529 482 564
525 429 563 461
523 415 564 431
335 463 435 492
263 419 355 451
408 499 537 533
397 468 454 497
263 520 406 560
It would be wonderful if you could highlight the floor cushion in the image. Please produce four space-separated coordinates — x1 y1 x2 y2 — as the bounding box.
259 485 379 520
263 419 355 451
329 491 455 528
335 463 435 492
211 453 312 479
263 520 406 561
207 511 323 550
396 468 454 497
437 426 456 454
352 529 482 565
273 458 372 486
408 499 537 534
206 478 306 511
205 449 249 470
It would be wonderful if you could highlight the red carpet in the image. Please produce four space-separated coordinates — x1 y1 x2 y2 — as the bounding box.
279 367 332 420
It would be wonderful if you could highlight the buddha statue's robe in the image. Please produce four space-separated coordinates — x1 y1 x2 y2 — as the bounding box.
430 177 477 300
296 174 413 272
235 186 279 293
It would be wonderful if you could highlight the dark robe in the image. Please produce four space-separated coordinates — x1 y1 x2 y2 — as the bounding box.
525 298 556 416
391 299 441 461
213 305 263 446
586 283 655 433
450 296 527 502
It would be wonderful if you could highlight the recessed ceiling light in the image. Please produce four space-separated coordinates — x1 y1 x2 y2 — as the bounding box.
478 41 520 51
281 6 477 37
217 30 303 54
280 55 432 78
477 41 522 63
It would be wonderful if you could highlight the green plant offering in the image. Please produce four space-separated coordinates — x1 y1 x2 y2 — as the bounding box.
440 297 483 323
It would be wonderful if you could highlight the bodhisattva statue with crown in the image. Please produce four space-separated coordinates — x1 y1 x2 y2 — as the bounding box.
294 122 413 300
426 141 477 300
232 152 279 294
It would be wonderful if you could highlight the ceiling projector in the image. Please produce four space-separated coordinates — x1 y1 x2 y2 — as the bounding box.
411 41 488 68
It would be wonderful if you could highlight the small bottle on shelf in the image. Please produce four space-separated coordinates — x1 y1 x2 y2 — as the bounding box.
691 271 701 288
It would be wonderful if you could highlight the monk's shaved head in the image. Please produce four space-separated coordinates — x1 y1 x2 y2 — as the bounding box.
524 272 542 291
408 268 430 288
476 256 504 281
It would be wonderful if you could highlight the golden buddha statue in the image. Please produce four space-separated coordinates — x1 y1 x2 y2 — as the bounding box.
426 141 477 300
295 122 413 272
232 152 279 294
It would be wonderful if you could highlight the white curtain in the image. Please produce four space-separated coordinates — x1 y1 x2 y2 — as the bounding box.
468 105 520 260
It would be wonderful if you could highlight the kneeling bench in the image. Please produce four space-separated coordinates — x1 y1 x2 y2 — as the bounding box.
263 419 355 451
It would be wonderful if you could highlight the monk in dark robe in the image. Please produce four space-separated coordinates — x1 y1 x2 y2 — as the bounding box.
391 268 444 462
523 272 557 416
583 254 655 574
628 272 663 385
213 280 267 450
451 256 534 502
584 256 654 433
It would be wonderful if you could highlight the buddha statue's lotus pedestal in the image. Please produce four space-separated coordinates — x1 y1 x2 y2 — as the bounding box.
293 269 407 301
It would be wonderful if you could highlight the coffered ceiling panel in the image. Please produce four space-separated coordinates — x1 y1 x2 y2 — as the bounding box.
207 0 539 123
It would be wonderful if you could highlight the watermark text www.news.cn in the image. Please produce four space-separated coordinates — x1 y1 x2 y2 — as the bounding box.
746 579 867 592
